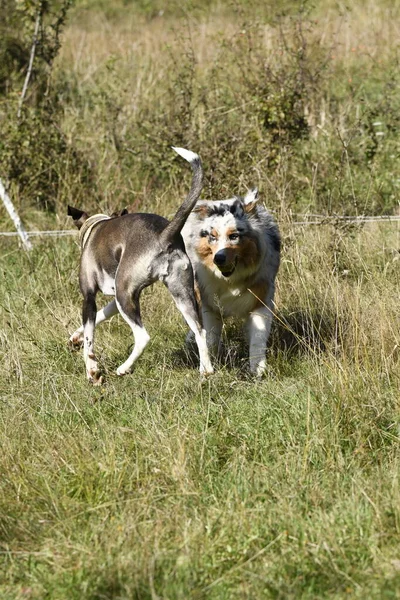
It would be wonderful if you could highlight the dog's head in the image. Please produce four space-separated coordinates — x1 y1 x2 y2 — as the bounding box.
190 189 261 278
67 205 89 230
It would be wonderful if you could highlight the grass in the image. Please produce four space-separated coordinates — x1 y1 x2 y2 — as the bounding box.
1 0 400 597
0 220 399 599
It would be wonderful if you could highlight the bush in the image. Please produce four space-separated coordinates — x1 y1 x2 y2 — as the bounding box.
0 0 98 212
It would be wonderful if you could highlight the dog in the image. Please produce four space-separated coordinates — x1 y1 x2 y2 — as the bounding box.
67 147 213 384
181 189 280 376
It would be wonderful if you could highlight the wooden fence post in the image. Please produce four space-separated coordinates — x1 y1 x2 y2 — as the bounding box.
0 179 33 251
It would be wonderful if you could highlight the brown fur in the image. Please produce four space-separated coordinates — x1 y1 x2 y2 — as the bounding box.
195 238 214 269
194 280 203 311
193 204 209 218
196 230 260 272
225 227 238 237
248 281 269 308
236 234 260 269
244 201 258 214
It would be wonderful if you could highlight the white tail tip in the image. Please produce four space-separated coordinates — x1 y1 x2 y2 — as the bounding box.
172 146 199 163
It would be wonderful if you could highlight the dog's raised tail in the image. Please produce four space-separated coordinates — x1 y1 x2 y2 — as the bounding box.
160 147 203 247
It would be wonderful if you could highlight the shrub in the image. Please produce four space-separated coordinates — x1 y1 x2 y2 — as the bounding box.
0 0 98 212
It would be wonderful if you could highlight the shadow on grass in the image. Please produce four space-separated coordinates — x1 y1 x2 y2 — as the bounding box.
171 308 341 372
272 308 340 358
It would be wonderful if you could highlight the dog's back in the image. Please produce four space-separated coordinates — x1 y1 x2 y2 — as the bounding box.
79 212 188 297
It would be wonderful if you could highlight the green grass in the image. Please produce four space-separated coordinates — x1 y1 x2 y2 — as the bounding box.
0 221 399 599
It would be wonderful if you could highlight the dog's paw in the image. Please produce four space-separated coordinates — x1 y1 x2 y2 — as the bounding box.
88 369 104 386
86 354 103 385
116 364 132 376
200 364 214 377
200 369 214 382
250 359 267 379
68 332 84 351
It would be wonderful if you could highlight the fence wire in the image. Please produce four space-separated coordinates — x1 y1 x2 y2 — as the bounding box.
0 214 399 239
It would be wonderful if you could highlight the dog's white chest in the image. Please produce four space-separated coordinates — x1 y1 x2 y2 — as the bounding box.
201 273 257 318
219 288 258 317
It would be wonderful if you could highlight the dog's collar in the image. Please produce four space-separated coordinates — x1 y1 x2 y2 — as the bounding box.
79 214 111 249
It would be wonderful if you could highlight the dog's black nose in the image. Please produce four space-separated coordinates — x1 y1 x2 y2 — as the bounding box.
213 251 227 266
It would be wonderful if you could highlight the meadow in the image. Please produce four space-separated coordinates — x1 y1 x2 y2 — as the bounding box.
0 0 399 598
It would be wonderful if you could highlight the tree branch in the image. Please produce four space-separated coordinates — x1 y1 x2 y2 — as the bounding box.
17 10 41 119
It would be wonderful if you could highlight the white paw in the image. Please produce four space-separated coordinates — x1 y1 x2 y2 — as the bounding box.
116 364 131 376
250 359 266 378
68 331 84 350
86 365 103 385
200 365 214 377
86 354 103 385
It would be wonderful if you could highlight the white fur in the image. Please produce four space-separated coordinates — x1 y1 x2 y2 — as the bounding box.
244 188 258 205
194 263 263 318
172 146 199 163
115 298 151 375
69 299 118 347
99 270 116 295
247 306 273 377
175 302 213 374
83 320 101 383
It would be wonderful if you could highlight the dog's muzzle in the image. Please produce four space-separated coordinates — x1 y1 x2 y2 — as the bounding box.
213 250 237 277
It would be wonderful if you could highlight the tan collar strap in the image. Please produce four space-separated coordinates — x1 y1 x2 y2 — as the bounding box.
79 214 110 249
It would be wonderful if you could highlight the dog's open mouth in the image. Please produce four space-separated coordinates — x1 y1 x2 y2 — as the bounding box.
217 257 237 277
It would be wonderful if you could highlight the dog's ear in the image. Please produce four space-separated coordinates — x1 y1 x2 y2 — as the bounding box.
243 188 259 214
192 201 209 219
230 198 245 218
110 207 128 218
67 205 89 230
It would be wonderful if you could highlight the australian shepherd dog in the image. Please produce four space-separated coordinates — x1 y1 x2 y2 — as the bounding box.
182 189 280 376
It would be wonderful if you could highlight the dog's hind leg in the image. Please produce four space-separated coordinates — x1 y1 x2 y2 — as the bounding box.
187 306 222 360
82 291 103 384
115 291 150 376
69 299 118 349
164 262 213 375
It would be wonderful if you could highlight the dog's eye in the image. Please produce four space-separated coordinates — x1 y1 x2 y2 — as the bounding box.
200 230 209 238
229 233 240 241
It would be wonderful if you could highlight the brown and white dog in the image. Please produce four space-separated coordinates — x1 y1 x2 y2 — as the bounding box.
181 190 280 376
68 147 213 384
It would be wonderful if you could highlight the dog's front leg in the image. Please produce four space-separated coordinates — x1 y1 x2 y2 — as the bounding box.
82 291 102 384
69 299 119 349
246 299 274 377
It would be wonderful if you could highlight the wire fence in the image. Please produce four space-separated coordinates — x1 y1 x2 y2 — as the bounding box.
289 214 400 226
0 213 399 239
0 229 76 237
